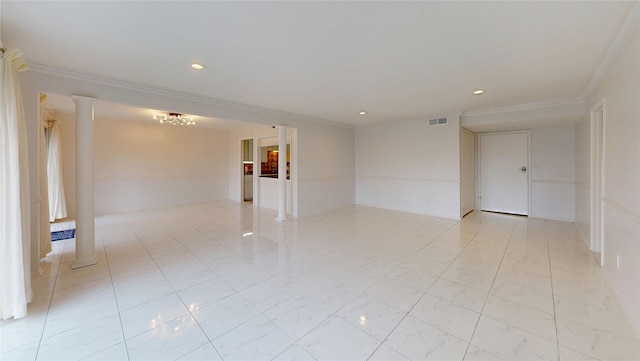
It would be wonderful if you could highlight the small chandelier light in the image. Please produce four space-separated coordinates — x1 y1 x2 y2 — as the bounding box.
153 112 195 126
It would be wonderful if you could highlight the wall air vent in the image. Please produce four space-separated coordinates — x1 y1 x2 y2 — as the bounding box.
428 117 448 126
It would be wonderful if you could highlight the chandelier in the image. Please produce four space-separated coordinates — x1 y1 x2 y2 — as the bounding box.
153 112 195 126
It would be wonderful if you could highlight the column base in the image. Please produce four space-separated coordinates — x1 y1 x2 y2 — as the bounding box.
72 256 98 269
276 216 289 222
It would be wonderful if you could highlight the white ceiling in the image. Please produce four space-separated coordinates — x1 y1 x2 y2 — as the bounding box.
1 1 634 127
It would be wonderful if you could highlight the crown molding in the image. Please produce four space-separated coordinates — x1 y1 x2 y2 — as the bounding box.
581 1 640 101
25 61 353 129
461 97 583 118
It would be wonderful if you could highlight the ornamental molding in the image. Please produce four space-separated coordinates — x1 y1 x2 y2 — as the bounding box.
461 97 583 118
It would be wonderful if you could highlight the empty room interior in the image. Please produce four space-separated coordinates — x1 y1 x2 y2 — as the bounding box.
1 1 639 361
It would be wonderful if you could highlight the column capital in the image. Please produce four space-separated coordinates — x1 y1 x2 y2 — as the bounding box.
72 95 97 105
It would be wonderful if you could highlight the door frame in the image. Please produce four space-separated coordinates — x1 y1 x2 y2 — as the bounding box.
460 128 475 218
240 138 254 203
590 99 606 265
478 130 531 216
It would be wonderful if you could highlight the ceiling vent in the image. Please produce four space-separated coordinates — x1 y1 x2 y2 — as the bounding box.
428 117 448 126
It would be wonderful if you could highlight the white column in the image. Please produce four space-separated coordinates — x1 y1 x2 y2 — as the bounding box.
72 96 97 269
276 126 288 221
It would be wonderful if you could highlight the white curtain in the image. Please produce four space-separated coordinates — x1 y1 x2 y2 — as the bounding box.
44 114 67 222
0 48 33 320
38 98 51 259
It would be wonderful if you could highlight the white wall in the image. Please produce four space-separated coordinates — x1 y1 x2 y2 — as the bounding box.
58 114 229 215
575 27 640 334
259 178 292 213
297 121 356 215
530 125 575 221
356 117 461 219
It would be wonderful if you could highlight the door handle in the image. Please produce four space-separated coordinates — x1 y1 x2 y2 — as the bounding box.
520 166 527 173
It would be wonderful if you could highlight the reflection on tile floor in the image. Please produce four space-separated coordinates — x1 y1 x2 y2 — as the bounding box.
2 201 639 360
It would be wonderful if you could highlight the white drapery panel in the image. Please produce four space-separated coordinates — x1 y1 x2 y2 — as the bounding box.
46 121 67 221
0 48 33 320
37 96 51 259
42 99 67 222
38 123 51 259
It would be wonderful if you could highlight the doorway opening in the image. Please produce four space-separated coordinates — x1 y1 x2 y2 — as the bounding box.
241 139 253 203
590 101 605 265
256 136 292 215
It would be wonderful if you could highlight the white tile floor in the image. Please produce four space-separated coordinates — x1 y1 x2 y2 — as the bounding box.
2 201 639 361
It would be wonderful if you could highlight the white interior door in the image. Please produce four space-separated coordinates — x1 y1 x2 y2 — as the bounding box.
461 129 475 217
479 132 529 215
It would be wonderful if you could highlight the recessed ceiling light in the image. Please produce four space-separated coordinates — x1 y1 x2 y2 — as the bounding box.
473 89 485 95
359 111 367 115
190 63 204 70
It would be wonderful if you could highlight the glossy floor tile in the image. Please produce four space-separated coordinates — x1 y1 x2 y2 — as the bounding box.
1 201 639 360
